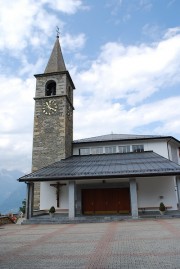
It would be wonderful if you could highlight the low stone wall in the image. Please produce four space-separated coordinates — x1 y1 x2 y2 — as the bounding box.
0 216 13 225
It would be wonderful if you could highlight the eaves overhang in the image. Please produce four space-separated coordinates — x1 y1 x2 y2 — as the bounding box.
19 171 180 183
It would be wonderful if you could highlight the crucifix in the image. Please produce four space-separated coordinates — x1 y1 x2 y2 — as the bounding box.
50 182 66 207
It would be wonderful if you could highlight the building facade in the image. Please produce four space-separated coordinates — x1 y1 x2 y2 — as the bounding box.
19 37 180 219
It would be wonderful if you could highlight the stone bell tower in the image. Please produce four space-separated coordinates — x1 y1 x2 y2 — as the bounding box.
32 34 75 209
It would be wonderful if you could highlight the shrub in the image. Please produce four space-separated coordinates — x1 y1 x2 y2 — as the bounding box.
49 206 56 213
159 202 166 211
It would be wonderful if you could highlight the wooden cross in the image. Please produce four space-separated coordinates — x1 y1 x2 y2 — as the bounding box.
50 182 66 207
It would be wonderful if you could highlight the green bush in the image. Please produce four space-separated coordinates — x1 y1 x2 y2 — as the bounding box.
49 206 56 213
19 199 26 214
159 202 166 211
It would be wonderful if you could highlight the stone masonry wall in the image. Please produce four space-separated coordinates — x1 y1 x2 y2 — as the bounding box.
32 73 73 209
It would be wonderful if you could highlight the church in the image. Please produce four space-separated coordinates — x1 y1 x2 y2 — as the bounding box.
19 34 180 220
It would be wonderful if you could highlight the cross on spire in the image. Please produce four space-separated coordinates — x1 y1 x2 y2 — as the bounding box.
56 26 60 38
44 28 66 73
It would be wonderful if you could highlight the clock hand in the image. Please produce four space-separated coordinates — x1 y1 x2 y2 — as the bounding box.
46 101 51 109
45 101 56 112
46 102 53 110
50 107 56 111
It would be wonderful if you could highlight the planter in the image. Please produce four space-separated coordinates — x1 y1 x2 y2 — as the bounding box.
159 203 166 215
159 210 165 215
49 206 56 217
49 212 55 218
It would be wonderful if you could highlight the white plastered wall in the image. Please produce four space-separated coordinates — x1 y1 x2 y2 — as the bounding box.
137 176 177 210
40 182 68 210
144 141 168 159
73 140 169 159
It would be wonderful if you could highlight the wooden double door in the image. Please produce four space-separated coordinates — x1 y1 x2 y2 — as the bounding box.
82 188 130 215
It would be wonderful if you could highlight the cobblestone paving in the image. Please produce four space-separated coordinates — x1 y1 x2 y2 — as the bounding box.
0 219 180 268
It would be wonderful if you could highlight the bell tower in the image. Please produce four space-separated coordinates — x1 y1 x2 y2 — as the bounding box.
32 34 75 209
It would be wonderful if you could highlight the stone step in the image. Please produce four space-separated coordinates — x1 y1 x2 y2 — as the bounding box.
21 216 132 225
21 212 180 225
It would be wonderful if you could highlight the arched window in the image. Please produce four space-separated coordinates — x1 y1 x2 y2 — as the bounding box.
45 81 56 96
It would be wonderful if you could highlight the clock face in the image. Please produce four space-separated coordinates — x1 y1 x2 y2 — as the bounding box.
42 100 58 115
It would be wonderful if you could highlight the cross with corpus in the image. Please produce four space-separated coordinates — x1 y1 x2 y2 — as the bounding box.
50 182 66 207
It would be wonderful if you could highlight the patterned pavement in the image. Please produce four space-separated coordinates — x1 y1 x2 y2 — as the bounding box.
0 219 180 268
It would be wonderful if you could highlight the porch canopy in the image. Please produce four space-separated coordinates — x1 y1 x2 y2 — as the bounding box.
18 151 180 219
19 151 180 182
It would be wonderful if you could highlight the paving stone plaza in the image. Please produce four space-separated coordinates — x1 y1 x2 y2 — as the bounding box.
0 219 180 268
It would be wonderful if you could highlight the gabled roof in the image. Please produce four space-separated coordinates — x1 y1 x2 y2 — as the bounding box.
73 133 180 144
18 151 180 182
44 37 66 73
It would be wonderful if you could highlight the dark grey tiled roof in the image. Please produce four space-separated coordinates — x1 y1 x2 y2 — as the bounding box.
19 151 180 182
73 133 167 144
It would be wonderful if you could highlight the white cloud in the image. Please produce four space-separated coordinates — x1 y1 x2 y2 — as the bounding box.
0 76 34 134
43 0 86 14
72 28 180 139
74 30 180 106
139 0 152 11
0 133 32 172
74 94 180 140
164 27 180 39
0 75 35 171
0 0 85 52
19 56 45 76
106 0 123 15
61 33 86 51
0 0 56 51
142 24 162 40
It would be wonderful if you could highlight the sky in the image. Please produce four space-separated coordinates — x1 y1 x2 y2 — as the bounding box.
1 0 180 172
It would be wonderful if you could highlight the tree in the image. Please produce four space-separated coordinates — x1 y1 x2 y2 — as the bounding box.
19 199 26 214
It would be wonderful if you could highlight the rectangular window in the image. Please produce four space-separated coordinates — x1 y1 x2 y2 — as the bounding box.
105 146 116 154
91 147 103 154
118 146 130 153
132 145 144 152
80 148 90 155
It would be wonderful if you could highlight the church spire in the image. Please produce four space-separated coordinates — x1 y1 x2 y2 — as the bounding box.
44 34 66 73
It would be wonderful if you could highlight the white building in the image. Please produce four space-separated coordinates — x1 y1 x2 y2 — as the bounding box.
18 36 180 220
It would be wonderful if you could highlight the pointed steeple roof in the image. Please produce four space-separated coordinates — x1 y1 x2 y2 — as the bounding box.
44 36 66 73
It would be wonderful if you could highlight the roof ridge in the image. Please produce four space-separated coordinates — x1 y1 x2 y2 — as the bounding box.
73 133 170 143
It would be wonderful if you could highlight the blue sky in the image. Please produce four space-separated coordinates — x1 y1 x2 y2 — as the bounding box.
1 0 180 172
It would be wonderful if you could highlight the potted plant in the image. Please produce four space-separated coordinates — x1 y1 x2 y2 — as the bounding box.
159 202 166 215
49 206 56 217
